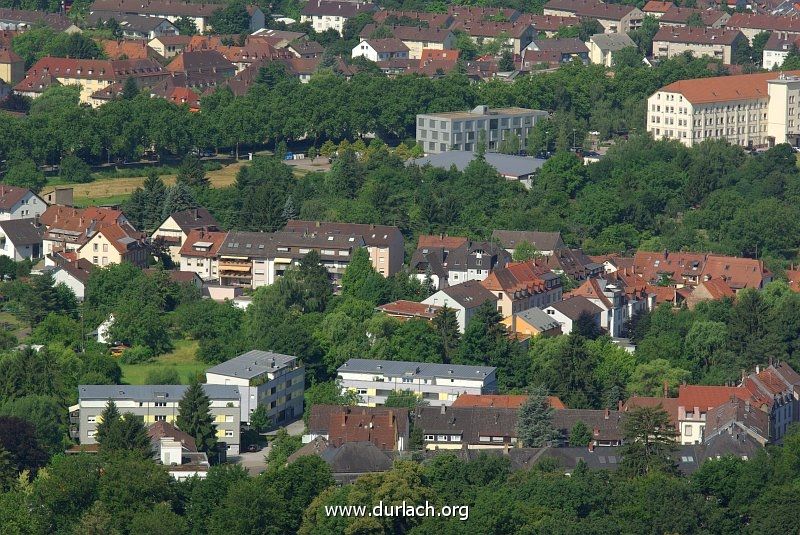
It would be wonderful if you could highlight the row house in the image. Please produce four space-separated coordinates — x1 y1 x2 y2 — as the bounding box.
305 405 410 451
40 205 129 258
151 208 219 264
525 37 589 64
15 56 167 106
491 229 565 256
652 27 747 65
0 8 79 32
372 9 455 29
284 220 404 277
89 0 266 34
658 7 730 29
216 230 364 289
301 0 376 36
454 20 535 55
631 250 772 290
73 384 241 453
359 24 456 59
338 358 497 407
626 362 800 445
410 235 511 289
87 11 179 39
543 0 644 34
481 259 563 318
726 13 800 43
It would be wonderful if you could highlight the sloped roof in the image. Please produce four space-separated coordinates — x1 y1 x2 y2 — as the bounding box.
0 184 31 210
302 0 376 17
147 420 197 451
452 393 566 409
0 217 44 245
167 49 235 73
642 0 674 13
377 300 442 319
657 70 800 104
418 234 468 249
727 12 800 32
360 23 454 43
491 229 563 251
590 32 636 50
546 295 602 320
530 37 588 53
514 307 563 333
319 441 393 474
362 37 409 53
552 408 626 443
416 405 518 442
309 405 409 451
481 260 559 295
659 6 728 25
653 26 743 46
178 228 227 258
166 207 218 232
285 220 402 248
438 280 499 309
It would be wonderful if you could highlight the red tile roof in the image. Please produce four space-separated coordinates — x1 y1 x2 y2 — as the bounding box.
0 184 32 210
727 13 800 33
481 260 554 294
420 48 459 61
452 394 566 409
653 26 743 46
643 0 674 13
99 39 154 60
417 234 468 249
702 254 770 289
377 300 442 319
309 405 408 451
178 228 227 258
657 70 800 104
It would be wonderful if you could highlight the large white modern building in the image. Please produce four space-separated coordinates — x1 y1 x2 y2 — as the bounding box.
205 350 305 426
337 359 497 407
647 70 800 148
416 105 548 154
73 384 242 454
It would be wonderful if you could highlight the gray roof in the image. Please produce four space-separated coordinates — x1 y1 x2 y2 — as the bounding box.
552 409 626 443
410 151 546 179
284 219 402 248
546 295 603 320
168 207 219 232
491 229 564 251
416 405 517 441
78 384 240 402
87 11 173 32
339 358 496 381
218 230 365 260
0 218 44 245
205 350 298 380
514 307 562 332
437 280 499 309
589 32 635 51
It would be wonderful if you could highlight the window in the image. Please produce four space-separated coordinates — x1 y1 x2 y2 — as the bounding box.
103 244 108 253
424 434 435 441
684 425 692 436
87 416 96 423
225 430 234 437
402 377 413 383
155 402 167 407
155 415 167 422
93 243 98 252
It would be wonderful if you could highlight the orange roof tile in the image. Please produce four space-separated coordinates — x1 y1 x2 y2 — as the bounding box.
417 234 468 249
658 70 800 104
452 394 566 409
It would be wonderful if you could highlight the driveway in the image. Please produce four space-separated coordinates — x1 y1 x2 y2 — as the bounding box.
234 447 270 475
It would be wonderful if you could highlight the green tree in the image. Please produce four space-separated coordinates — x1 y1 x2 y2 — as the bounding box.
341 247 387 305
569 421 592 447
145 368 181 385
384 390 427 409
129 503 188 535
122 76 139 100
250 404 271 433
0 395 66 455
176 380 218 454
686 12 704 27
499 49 515 71
59 154 92 183
161 181 198 219
176 154 209 188
266 428 302 467
628 358 690 397
619 406 678 477
498 131 521 155
173 16 197 36
303 380 359 424
432 306 460 364
108 298 172 355
209 0 251 34
0 416 48 476
5 158 46 192
511 241 541 262
516 387 558 447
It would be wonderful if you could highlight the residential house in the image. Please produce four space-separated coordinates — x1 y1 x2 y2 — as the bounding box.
49 257 94 300
74 384 241 453
451 393 566 409
454 20 535 55
685 278 735 309
301 0 376 35
152 207 219 264
658 7 730 28
179 228 226 281
89 0 266 34
538 248 604 281
642 0 674 18
15 57 167 106
0 185 45 221
76 223 147 268
416 105 548 154
421 280 500 332
377 300 442 322
372 9 455 29
305 405 409 451
0 8 80 32
41 206 130 258
284 220 404 277
652 27 746 64
491 229 565 256
286 439 394 484
409 151 546 188
630 251 772 290
762 32 800 70
165 50 236 90
0 218 43 260
524 14 579 37
148 421 210 480
87 11 178 39
587 32 636 67
250 28 307 48
542 295 602 335
416 405 518 450
216 230 365 289
337 358 498 407
410 235 510 289
148 35 191 59
352 38 410 61
205 350 305 425
99 39 160 61
501 306 563 339
481 260 563 317
647 69 800 147
0 47 23 85
360 24 456 59
287 38 325 58
726 13 800 42
553 408 627 446
525 38 589 64
568 277 650 337
543 0 644 34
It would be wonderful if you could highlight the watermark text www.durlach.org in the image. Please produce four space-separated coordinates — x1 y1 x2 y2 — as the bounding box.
324 501 469 521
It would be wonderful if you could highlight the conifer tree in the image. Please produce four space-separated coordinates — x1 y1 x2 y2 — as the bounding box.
516 387 557 447
176 381 217 453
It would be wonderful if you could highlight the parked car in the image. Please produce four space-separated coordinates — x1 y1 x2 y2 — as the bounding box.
247 444 261 452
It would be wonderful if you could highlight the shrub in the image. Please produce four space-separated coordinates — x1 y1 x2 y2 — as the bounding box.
119 345 154 364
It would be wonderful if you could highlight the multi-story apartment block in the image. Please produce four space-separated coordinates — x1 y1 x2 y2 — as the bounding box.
543 0 644 33
762 32 800 70
726 13 800 43
205 350 304 426
481 260 563 318
301 0 376 35
284 220 404 277
410 236 511 289
216 230 365 289
179 228 226 281
417 106 548 154
338 359 497 407
73 384 242 453
652 27 746 65
646 70 800 148
359 24 456 59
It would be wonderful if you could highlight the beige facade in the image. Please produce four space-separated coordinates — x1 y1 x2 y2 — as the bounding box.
652 38 738 64
647 72 800 148
77 228 147 267
0 57 23 85
401 34 456 60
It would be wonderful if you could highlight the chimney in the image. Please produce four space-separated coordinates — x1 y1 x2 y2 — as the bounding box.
617 400 623 411
604 408 610 420
440 404 446 415
663 380 668 398
756 365 760 374
588 441 595 452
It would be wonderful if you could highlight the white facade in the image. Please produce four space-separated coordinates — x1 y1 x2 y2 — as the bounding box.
764 47 789 70
180 254 218 281
351 39 409 61
0 190 45 221
51 267 86 300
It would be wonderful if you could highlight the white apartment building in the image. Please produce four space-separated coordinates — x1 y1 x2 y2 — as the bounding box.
300 0 375 35
205 350 305 425
416 105 548 154
337 359 497 407
73 384 242 453
647 70 800 148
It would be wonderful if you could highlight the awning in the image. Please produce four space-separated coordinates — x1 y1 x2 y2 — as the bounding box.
220 265 251 272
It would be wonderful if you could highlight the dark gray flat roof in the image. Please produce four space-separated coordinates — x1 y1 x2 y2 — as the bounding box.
338 358 495 380
205 350 298 379
78 384 240 401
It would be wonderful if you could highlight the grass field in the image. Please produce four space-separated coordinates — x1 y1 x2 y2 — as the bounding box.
0 311 29 341
120 339 207 385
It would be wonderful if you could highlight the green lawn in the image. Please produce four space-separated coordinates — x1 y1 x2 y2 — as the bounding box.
0 311 30 341
74 194 132 207
121 340 207 385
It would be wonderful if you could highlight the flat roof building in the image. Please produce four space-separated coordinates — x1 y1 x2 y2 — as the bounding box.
416 105 548 154
337 358 497 407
